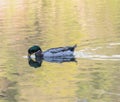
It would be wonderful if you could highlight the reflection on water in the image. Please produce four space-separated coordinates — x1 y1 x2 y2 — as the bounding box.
0 0 120 102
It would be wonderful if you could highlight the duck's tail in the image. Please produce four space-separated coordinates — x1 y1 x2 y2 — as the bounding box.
73 44 77 48
70 44 77 51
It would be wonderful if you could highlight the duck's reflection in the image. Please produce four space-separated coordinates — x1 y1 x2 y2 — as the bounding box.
28 56 76 68
28 56 43 68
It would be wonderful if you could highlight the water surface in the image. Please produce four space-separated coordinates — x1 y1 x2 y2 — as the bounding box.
0 0 120 102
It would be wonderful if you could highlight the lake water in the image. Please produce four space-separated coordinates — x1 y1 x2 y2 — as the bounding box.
0 0 120 102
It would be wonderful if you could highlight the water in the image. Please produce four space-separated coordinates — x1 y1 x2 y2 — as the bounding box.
0 0 120 102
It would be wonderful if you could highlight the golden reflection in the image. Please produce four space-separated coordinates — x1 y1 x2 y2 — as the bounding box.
0 0 120 102
19 63 78 102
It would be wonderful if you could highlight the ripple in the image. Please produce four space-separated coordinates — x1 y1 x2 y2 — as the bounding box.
109 42 120 46
90 47 102 51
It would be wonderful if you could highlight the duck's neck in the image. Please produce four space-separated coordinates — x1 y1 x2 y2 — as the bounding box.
35 50 43 57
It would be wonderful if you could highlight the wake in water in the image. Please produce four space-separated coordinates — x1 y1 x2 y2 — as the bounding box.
74 51 120 60
74 42 120 60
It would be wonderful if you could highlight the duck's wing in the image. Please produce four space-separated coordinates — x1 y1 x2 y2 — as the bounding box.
44 45 77 53
43 57 76 63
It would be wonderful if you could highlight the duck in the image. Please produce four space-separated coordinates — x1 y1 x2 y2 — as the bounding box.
28 44 77 58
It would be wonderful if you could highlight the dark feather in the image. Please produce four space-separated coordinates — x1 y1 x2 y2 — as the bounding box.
44 44 77 53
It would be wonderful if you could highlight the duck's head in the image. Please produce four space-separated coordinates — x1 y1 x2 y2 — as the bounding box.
28 45 42 56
